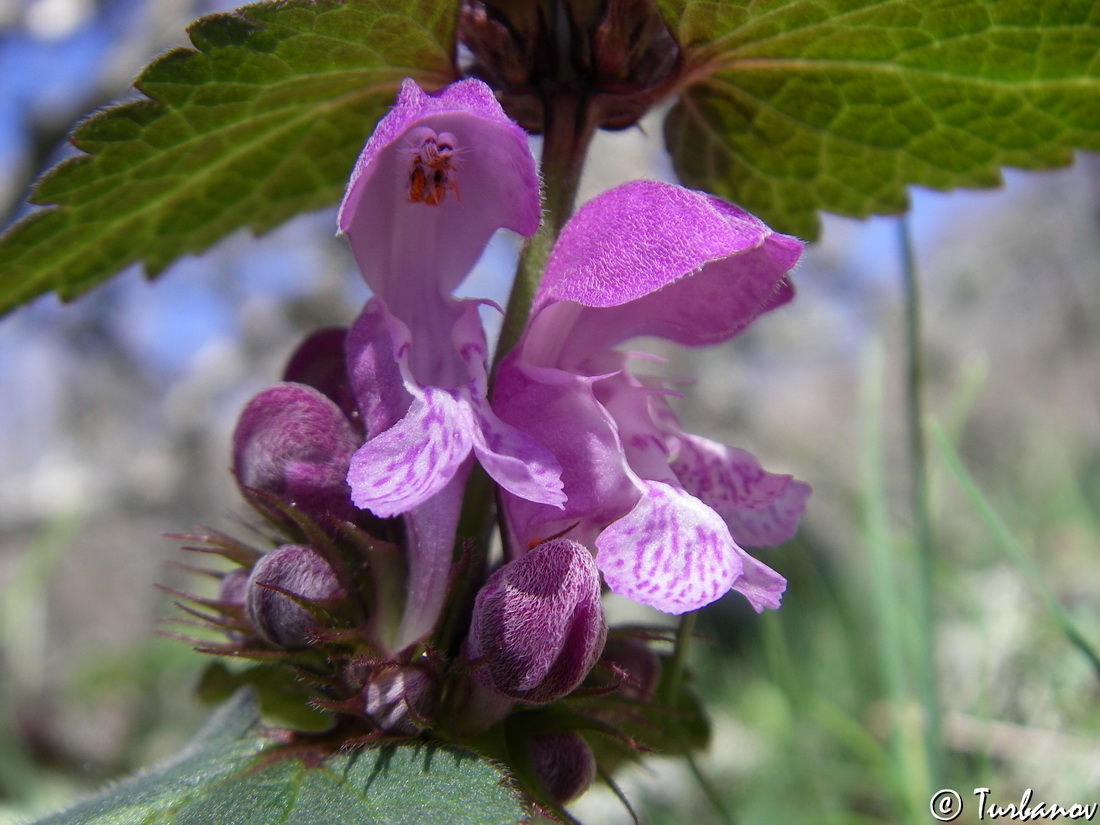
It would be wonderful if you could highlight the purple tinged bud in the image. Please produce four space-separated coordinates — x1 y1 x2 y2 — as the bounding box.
467 539 606 704
233 383 360 521
217 568 253 642
363 668 437 735
245 545 343 648
217 568 250 607
457 0 679 132
602 637 660 701
281 327 357 420
527 732 596 804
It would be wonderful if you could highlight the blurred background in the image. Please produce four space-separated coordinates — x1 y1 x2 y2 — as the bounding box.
1 0 1099 822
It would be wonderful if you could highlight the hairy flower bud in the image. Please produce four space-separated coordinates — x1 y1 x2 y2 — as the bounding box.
466 539 606 704
602 636 660 701
216 567 250 607
245 544 343 648
363 667 437 735
233 383 360 521
281 326 357 420
457 0 680 132
527 731 596 804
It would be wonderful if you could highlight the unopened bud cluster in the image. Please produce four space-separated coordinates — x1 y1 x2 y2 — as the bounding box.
457 0 681 132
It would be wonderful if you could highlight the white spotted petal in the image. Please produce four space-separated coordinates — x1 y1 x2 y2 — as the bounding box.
596 480 743 614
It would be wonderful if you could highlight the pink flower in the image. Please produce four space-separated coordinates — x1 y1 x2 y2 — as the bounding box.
493 180 811 615
336 78 565 648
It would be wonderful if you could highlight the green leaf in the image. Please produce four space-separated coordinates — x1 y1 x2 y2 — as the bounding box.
659 0 1100 239
30 691 528 825
0 0 456 316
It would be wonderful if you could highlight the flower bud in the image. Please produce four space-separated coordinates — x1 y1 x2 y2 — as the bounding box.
602 636 660 701
245 544 343 648
363 667 437 735
216 567 250 607
281 327 357 419
527 732 596 804
457 0 680 132
233 383 360 521
466 539 606 704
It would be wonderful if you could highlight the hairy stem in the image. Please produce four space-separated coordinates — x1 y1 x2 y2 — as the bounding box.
441 96 598 650
663 611 696 708
493 93 596 371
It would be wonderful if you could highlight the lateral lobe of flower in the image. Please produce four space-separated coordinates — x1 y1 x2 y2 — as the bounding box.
345 302 412 441
345 299 564 518
671 434 812 548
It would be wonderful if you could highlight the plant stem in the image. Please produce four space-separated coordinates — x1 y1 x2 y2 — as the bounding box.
898 216 942 791
444 96 597 647
862 341 925 816
663 611 696 708
493 94 595 370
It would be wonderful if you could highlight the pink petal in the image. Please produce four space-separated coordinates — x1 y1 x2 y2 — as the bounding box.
493 355 638 554
347 386 474 518
338 78 540 303
523 180 801 368
672 434 810 547
595 480 741 614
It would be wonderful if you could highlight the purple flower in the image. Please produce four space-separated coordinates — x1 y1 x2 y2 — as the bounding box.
493 180 811 615
465 538 606 704
336 78 566 648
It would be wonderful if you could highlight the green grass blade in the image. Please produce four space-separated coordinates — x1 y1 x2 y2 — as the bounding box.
929 418 1100 677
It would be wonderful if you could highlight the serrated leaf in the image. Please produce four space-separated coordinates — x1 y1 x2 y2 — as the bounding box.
30 690 527 825
659 0 1100 239
0 0 456 316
